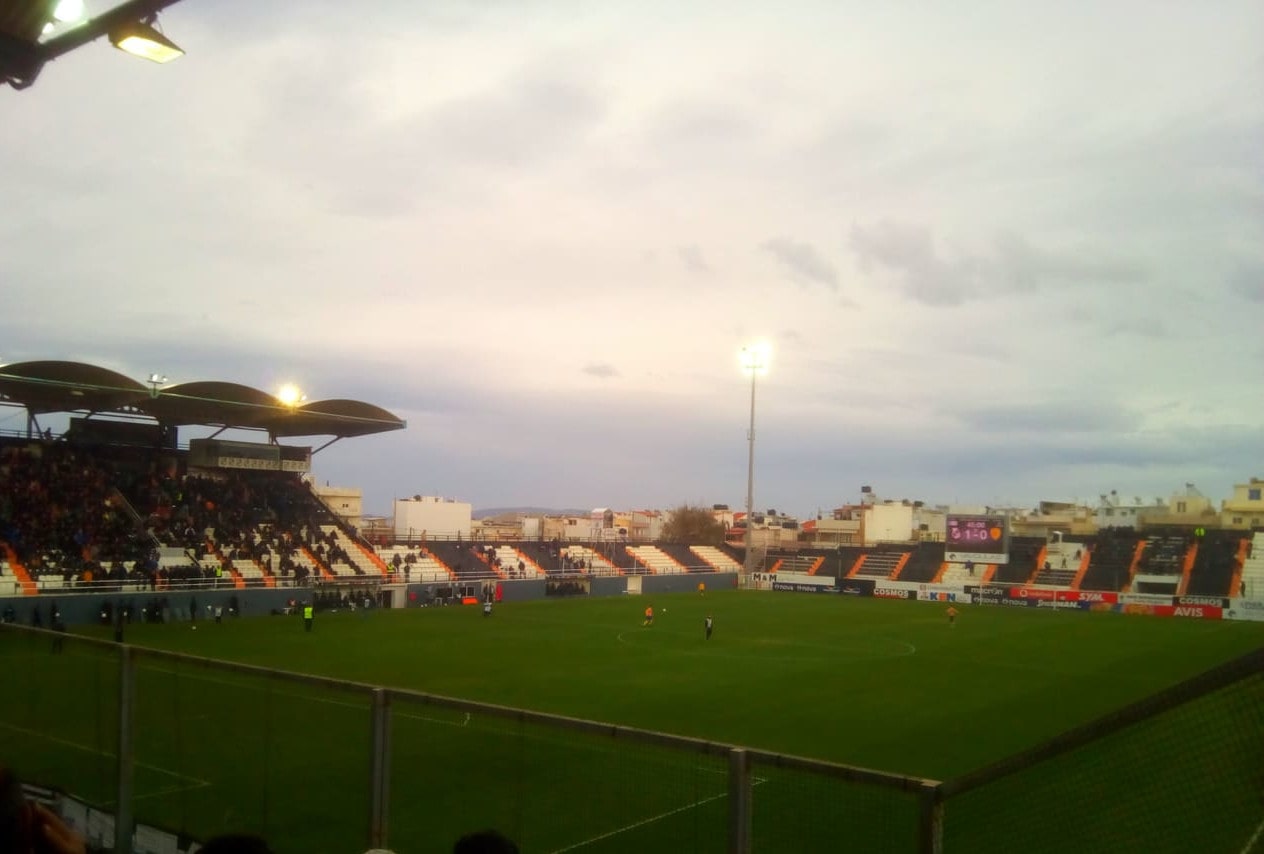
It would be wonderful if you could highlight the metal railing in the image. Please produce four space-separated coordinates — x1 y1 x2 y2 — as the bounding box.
2 623 1259 853
0 623 940 853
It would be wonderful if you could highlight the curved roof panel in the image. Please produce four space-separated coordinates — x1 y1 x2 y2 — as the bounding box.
269 399 408 438
144 381 285 426
0 360 148 414
0 361 406 439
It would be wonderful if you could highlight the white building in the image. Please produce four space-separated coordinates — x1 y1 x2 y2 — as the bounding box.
862 502 915 545
312 483 363 530
393 495 473 541
1095 490 1161 530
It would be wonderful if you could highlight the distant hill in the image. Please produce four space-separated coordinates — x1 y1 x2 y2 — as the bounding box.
473 506 590 520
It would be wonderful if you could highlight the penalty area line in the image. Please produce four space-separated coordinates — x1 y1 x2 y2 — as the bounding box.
1240 814 1264 854
548 778 767 853
0 719 212 803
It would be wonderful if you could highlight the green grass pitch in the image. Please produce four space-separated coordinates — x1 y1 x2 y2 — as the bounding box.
2 591 1261 853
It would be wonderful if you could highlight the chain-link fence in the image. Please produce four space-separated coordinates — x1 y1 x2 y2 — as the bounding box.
938 647 1264 854
2 623 1259 853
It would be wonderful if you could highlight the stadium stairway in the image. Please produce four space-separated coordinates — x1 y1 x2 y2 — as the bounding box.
0 543 38 596
1069 548 1092 590
1238 533 1264 598
1176 542 1199 596
845 554 867 578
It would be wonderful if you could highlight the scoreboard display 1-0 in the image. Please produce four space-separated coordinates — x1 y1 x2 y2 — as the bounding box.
945 515 1010 565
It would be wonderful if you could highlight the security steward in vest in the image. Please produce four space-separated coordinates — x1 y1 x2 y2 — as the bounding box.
303 602 314 632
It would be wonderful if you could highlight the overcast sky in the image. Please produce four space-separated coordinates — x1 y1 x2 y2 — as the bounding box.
2 0 1261 517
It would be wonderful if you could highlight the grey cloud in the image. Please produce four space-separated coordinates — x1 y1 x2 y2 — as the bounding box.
1103 317 1171 339
582 363 620 379
761 238 839 290
953 403 1142 435
1230 267 1263 302
677 245 710 274
248 55 607 217
849 221 1147 306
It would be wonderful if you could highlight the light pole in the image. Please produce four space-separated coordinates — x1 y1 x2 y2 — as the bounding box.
739 343 771 578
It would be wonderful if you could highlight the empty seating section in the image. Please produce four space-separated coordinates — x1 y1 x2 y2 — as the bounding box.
776 555 820 574
1080 531 1142 592
656 543 714 571
690 545 741 572
990 537 1043 584
854 550 905 579
425 542 499 580
627 545 685 574
1185 530 1242 596
899 543 945 583
1140 533 1188 576
1241 534 1264 598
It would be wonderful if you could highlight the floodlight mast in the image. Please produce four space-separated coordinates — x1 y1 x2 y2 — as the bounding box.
739 343 770 579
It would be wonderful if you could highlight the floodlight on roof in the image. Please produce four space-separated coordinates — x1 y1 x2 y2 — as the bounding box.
52 0 87 23
277 384 306 408
109 19 183 64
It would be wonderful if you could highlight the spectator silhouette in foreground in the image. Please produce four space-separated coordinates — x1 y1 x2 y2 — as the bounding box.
454 829 519 854
0 767 86 854
200 834 274 853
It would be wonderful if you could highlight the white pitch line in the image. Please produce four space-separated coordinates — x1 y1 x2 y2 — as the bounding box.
548 778 767 854
0 719 212 804
1240 814 1264 854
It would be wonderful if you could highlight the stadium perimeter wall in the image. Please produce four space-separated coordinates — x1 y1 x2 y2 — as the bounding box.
0 573 740 626
0 588 297 627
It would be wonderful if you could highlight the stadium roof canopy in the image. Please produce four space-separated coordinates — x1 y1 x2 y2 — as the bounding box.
0 360 406 439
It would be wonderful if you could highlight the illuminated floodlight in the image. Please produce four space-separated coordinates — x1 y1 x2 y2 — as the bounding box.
739 341 772 375
109 20 184 64
277 384 306 407
52 0 86 23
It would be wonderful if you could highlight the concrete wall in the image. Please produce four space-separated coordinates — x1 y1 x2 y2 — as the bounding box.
0 588 298 627
643 572 737 595
2 572 739 626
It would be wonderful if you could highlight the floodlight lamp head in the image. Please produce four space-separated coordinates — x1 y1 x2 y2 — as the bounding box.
277 384 306 408
109 19 184 64
739 341 772 375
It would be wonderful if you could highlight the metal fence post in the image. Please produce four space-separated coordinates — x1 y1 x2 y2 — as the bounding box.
728 747 751 854
918 780 943 854
114 645 136 854
369 688 392 849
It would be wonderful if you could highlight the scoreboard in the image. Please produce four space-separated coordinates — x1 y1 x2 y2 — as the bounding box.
945 515 1009 565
